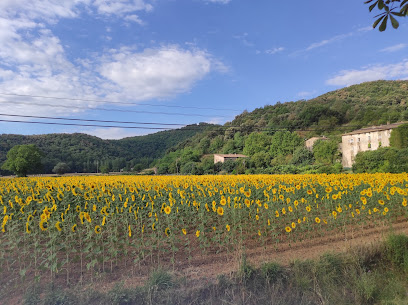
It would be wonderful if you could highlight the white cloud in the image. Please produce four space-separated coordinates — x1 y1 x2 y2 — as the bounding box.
297 90 317 98
380 43 407 53
0 0 224 118
292 26 370 55
233 32 254 47
326 60 408 87
265 47 284 55
306 32 353 51
206 0 231 4
92 0 153 16
99 45 214 101
124 14 144 24
85 127 149 139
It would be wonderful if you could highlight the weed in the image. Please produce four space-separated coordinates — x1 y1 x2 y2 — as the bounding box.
260 261 285 284
386 234 408 271
146 268 174 291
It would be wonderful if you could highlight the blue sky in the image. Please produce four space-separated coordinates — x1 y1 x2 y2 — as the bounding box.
0 0 407 139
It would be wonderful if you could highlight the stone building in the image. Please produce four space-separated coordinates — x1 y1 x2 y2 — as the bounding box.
305 136 328 151
213 154 247 164
341 122 406 168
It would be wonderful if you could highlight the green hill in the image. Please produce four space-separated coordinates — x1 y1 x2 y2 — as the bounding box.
0 123 212 175
1 80 408 175
156 80 408 174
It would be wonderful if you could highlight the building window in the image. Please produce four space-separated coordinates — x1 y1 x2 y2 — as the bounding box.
368 135 371 141
379 141 382 147
368 143 371 149
349 138 354 144
358 138 360 142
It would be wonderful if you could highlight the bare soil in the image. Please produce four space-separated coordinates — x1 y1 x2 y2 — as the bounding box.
3 219 408 304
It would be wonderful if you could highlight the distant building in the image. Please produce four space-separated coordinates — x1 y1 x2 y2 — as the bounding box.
305 136 328 151
341 122 406 168
214 154 248 164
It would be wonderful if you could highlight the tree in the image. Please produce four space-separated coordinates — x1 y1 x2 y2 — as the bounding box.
390 123 408 149
366 0 408 31
243 132 272 156
52 162 70 175
313 139 340 165
1 144 42 177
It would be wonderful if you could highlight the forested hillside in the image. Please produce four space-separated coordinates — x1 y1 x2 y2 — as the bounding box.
156 80 408 174
1 80 408 175
0 123 211 175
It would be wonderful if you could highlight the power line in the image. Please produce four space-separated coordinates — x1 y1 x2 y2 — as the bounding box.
0 100 230 118
0 92 242 112
0 117 374 133
0 119 178 130
0 113 186 126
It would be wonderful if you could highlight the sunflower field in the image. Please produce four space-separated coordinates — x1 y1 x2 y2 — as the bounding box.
1 173 407 283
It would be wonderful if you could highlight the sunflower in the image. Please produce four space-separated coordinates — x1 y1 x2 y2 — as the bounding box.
55 221 62 232
165 227 170 236
95 225 101 234
71 224 77 233
182 228 187 235
217 206 224 216
164 206 171 215
196 230 200 237
39 220 48 231
285 226 291 233
128 225 132 237
226 224 230 232
26 222 31 234
288 206 293 213
315 217 321 224
378 200 385 205
291 222 296 229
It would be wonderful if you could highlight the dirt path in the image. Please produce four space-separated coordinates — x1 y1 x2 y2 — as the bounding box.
4 220 408 304
116 220 408 289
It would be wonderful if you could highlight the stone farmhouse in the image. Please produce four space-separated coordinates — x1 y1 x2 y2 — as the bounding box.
341 122 406 168
213 154 247 164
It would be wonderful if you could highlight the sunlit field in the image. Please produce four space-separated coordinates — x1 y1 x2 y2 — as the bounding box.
1 173 407 283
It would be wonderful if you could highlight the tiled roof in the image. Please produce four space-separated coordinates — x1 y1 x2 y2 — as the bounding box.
214 154 248 158
342 122 407 136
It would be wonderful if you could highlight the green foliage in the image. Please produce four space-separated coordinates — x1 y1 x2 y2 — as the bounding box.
52 162 70 175
0 124 209 175
108 283 144 305
291 146 314 166
313 139 340 165
365 0 408 32
390 123 408 149
1 144 42 177
353 147 408 173
386 234 408 272
147 268 174 291
269 131 303 158
243 132 272 156
261 262 285 284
